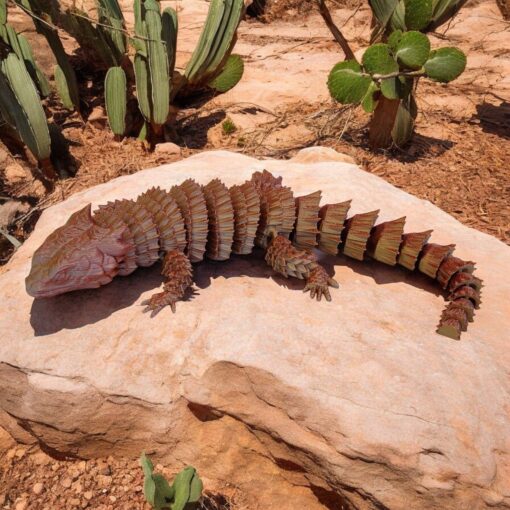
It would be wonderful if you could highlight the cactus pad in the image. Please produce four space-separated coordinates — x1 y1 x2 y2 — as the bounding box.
424 47 467 82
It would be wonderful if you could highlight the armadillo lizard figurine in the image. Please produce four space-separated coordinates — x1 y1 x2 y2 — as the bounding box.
26 170 482 340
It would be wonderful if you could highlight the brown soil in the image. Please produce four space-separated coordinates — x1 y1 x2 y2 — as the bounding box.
0 434 238 510
248 0 361 22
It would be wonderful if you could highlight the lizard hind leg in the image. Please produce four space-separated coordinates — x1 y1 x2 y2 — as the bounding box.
265 233 339 302
141 250 193 317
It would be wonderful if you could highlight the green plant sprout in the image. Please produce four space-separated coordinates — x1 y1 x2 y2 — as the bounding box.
141 453 203 510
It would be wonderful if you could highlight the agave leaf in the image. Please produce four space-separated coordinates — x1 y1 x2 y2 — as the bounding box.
6 24 23 59
369 0 399 26
429 0 468 30
97 0 123 21
54 65 73 110
208 53 243 92
389 0 406 31
0 0 6 24
404 0 432 30
361 81 379 113
362 43 399 75
17 33 51 97
328 60 373 104
395 31 430 69
105 66 127 135
1 53 51 161
423 47 466 82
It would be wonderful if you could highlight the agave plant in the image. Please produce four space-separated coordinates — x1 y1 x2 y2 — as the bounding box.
141 453 203 510
15 0 80 112
327 0 467 148
0 3 54 180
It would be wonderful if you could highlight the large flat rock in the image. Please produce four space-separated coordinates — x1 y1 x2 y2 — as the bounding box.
1 148 509 510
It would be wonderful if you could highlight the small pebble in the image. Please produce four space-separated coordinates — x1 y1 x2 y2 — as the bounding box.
61 477 72 489
33 482 44 495
15 500 28 510
84 491 93 500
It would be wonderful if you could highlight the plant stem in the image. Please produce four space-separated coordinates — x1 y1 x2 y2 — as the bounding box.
370 70 424 80
317 0 356 61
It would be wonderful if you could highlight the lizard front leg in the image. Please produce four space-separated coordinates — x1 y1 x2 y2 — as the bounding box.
265 234 339 301
142 249 193 316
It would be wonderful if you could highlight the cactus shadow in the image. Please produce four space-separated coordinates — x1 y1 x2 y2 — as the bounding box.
176 109 227 149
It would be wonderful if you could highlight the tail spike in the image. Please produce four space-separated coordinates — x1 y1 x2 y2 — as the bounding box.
397 230 433 270
367 216 406 266
448 285 482 309
342 210 379 261
448 272 483 293
203 179 235 261
418 243 455 279
436 255 475 289
294 191 321 250
448 298 475 322
318 201 351 255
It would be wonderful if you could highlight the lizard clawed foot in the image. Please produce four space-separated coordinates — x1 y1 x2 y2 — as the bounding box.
303 265 339 302
141 290 179 317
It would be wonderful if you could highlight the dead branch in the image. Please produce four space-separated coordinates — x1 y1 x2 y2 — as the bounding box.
317 0 356 61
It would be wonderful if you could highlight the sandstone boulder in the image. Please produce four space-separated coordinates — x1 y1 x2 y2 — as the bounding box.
1 148 509 510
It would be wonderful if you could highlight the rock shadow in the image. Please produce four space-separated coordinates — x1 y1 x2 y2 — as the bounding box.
30 249 442 336
474 101 510 139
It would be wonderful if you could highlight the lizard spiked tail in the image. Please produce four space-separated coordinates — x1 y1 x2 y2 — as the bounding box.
26 171 481 340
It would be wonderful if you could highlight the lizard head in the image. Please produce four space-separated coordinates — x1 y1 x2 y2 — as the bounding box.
26 204 132 298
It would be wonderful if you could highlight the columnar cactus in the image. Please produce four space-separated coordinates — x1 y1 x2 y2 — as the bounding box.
105 66 127 135
183 0 245 93
140 453 203 510
132 0 171 135
327 0 467 148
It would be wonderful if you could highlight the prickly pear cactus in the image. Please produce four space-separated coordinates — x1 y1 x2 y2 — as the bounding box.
328 29 466 147
141 453 203 510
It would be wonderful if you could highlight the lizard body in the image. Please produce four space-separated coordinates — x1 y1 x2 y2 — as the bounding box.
26 170 482 340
